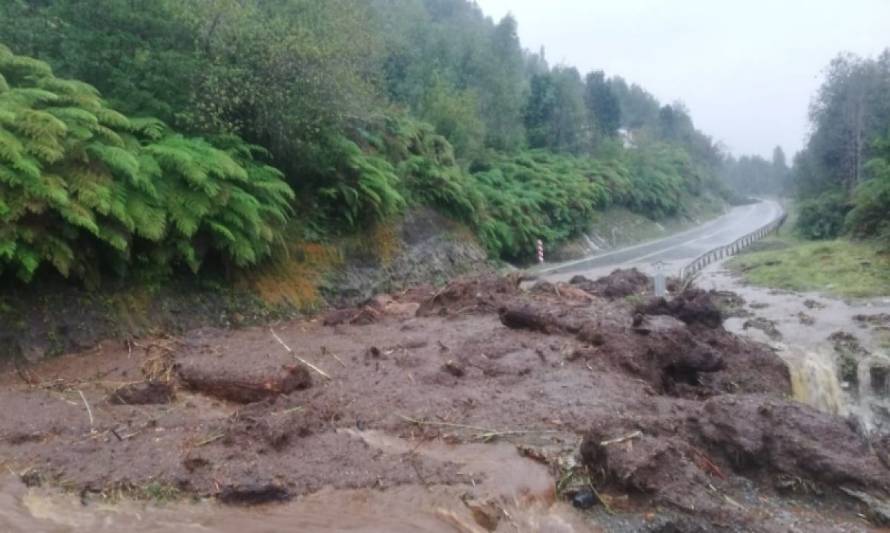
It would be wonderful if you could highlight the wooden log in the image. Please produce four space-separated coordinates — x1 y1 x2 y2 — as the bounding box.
177 364 311 404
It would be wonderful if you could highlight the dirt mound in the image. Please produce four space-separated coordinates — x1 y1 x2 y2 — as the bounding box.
569 268 650 299
581 394 890 524
592 316 789 398
637 288 723 329
581 424 721 514
322 294 423 327
416 273 521 316
694 395 890 491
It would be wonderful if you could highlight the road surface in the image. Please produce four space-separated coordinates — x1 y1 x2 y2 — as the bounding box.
540 199 784 282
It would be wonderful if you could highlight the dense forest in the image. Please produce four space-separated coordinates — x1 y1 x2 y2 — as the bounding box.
0 0 730 285
791 50 890 242
720 147 790 197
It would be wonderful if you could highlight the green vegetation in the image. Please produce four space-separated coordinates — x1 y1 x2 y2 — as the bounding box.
729 238 890 298
723 49 890 299
0 0 730 288
0 45 293 284
791 50 890 246
720 146 791 198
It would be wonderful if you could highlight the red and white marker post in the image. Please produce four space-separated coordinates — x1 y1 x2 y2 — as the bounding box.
536 239 544 264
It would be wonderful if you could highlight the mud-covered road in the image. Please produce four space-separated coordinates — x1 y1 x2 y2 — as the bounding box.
541 199 783 280
2 269 889 532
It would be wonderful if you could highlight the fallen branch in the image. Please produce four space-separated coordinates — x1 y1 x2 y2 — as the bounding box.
399 415 556 442
590 484 614 515
270 329 331 380
599 430 642 447
196 433 225 447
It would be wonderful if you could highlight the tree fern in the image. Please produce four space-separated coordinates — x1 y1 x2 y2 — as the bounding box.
0 44 294 283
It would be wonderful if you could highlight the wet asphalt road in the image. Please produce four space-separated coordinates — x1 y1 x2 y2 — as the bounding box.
540 199 784 281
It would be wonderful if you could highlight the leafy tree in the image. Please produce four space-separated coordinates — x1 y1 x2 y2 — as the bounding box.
800 51 890 197
846 136 890 244
608 76 660 130
524 68 588 153
584 71 622 138
417 77 486 161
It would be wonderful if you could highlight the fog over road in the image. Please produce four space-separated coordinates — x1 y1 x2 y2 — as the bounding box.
541 199 784 281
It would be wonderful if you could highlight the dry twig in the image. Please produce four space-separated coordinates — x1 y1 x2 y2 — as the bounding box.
599 430 642 447
270 329 331 380
77 390 95 431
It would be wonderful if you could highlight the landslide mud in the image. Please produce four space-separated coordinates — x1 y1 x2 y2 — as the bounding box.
1 269 888 531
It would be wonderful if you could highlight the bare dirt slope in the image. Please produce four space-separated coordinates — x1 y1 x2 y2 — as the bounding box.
1 270 888 531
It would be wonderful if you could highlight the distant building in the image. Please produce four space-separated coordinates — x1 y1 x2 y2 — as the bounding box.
617 128 636 149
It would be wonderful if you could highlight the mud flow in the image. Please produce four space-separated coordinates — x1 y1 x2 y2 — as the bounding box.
1 270 889 532
700 267 890 433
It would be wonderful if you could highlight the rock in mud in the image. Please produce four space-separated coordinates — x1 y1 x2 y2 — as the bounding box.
571 489 597 509
797 312 815 326
853 313 890 327
177 364 311 404
107 381 174 405
217 481 290 505
441 360 465 378
829 331 870 385
569 268 650 300
871 363 890 396
804 299 826 310
637 288 722 329
708 290 750 319
742 317 783 341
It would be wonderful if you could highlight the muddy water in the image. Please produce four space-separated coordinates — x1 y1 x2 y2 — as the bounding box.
0 431 590 533
700 267 890 430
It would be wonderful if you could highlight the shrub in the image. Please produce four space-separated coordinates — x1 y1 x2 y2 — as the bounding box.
794 192 850 240
846 138 890 247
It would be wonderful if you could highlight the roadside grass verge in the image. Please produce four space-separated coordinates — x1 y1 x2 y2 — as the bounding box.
727 238 890 299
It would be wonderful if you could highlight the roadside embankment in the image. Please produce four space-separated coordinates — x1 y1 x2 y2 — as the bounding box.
0 208 492 363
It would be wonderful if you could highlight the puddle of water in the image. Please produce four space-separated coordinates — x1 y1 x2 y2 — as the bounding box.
0 431 591 533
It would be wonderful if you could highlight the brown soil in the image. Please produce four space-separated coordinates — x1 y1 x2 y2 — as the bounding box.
1 269 888 531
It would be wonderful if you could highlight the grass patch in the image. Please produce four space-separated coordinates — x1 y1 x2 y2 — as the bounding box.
728 238 890 298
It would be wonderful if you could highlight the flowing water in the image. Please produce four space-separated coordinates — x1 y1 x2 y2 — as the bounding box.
701 268 890 431
0 431 590 533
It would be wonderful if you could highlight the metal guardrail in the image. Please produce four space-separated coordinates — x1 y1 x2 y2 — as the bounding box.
679 210 787 280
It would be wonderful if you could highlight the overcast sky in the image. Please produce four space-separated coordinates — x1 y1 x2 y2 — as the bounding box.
474 0 890 158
